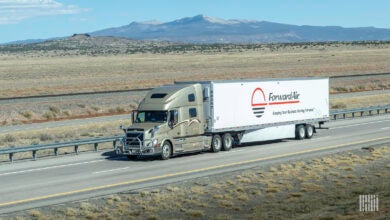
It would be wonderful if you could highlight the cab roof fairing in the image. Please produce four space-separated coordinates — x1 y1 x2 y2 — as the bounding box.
137 83 201 111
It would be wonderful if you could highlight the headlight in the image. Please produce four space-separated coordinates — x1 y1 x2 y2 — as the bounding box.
152 139 158 147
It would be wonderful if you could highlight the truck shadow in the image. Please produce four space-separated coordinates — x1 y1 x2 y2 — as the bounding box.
101 139 288 162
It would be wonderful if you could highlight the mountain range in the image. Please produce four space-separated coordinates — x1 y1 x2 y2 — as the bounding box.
4 15 390 45
90 15 390 43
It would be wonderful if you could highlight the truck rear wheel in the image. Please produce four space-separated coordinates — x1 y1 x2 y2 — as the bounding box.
305 125 314 139
161 141 172 160
295 125 306 140
211 134 222 152
222 133 233 151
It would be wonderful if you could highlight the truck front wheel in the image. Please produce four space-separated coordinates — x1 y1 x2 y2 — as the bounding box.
222 133 233 151
211 134 222 152
161 141 172 160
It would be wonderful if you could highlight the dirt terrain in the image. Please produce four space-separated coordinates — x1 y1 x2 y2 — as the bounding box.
0 42 389 99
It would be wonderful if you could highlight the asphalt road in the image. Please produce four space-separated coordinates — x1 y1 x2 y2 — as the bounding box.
0 115 389 214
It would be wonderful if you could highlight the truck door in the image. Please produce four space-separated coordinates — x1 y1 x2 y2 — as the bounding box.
168 109 185 152
185 107 204 151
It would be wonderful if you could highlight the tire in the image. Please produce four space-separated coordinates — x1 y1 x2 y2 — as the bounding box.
211 134 222 152
161 141 172 160
295 125 306 140
222 133 233 151
305 124 314 139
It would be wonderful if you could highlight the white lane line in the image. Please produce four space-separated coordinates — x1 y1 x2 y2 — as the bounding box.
331 119 390 129
93 167 130 174
223 149 246 154
381 127 390 130
0 160 105 177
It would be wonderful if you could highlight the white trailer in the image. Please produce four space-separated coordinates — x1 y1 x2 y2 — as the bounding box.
201 77 329 143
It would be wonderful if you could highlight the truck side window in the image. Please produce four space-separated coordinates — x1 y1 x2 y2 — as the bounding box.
169 110 178 125
188 93 195 102
189 108 197 118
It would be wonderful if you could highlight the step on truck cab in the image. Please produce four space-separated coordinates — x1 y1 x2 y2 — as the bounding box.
117 77 329 159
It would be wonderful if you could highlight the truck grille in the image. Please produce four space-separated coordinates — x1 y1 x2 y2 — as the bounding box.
125 132 144 148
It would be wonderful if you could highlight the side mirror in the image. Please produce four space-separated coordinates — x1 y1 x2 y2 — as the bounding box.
131 111 135 124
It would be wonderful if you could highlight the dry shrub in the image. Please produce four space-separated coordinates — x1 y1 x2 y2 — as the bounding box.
331 102 347 109
213 194 223 199
237 194 249 202
39 133 54 141
300 183 323 192
190 186 205 194
186 209 204 217
49 105 61 114
64 207 77 217
29 210 44 219
219 200 234 207
63 110 72 116
3 134 17 142
20 110 34 119
91 106 100 111
42 111 55 120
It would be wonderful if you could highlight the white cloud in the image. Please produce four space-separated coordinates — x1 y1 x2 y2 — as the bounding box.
0 0 89 24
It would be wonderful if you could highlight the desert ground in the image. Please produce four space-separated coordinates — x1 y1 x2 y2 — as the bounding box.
0 42 389 99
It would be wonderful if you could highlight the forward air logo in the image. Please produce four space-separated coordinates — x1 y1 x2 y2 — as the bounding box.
251 87 301 118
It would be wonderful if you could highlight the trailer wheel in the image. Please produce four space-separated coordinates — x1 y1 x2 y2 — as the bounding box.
211 134 222 152
222 133 233 151
305 124 314 139
295 125 306 140
161 141 172 160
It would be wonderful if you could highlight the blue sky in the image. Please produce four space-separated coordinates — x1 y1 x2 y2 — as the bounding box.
1 0 389 43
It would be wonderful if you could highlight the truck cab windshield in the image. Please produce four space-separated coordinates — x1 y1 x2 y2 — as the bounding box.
135 111 168 123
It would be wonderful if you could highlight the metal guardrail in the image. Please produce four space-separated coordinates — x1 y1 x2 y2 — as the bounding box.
0 136 120 163
0 105 389 163
330 105 390 120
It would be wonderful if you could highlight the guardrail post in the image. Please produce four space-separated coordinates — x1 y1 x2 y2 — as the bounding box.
9 153 14 163
343 113 346 119
113 141 117 150
75 145 79 154
54 148 58 156
32 150 37 160
369 110 372 116
94 143 98 152
377 109 380 115
352 112 355 118
360 111 363 117
334 115 337 120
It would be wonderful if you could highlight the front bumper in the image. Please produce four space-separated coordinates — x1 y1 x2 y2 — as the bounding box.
117 139 161 156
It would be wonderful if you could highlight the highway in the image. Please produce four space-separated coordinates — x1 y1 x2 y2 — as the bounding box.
0 114 389 214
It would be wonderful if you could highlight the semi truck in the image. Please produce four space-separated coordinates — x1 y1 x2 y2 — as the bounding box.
117 77 329 160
